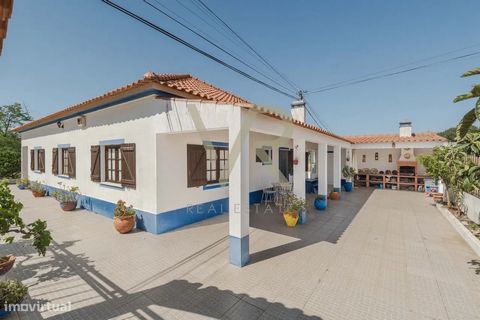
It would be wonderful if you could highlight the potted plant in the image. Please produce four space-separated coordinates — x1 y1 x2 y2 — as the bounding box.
282 193 299 227
314 194 327 210
0 280 28 317
293 197 308 225
342 166 356 192
113 200 136 234
52 184 80 211
0 256 16 276
15 178 28 190
30 181 46 197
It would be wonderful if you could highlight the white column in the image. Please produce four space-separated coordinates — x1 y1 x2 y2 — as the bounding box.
333 145 341 192
317 142 328 197
293 137 306 200
229 106 250 267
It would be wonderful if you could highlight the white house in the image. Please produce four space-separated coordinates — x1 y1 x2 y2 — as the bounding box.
13 72 446 266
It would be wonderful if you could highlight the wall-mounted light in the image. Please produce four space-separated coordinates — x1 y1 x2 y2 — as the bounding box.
57 121 64 129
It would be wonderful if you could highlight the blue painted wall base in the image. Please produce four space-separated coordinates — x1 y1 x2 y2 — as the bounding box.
41 184 264 235
333 187 341 192
229 235 249 267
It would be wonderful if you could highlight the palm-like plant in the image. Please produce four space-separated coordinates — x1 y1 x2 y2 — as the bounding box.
454 67 480 140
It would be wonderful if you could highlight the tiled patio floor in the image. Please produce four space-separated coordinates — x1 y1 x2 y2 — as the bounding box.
2 187 480 319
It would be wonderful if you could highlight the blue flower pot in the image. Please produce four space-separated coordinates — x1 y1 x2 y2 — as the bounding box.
314 198 327 211
17 185 26 190
298 210 307 224
344 181 353 192
341 179 346 187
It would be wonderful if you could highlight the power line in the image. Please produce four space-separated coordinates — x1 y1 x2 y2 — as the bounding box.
306 43 480 93
304 98 331 132
306 49 480 95
144 0 296 94
101 0 297 100
193 0 300 92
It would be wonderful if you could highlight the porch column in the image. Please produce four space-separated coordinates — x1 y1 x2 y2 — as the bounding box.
333 145 341 192
293 137 306 200
345 148 352 167
317 142 328 198
229 106 250 267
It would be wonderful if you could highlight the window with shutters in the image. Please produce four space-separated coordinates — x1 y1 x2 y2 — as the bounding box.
187 144 229 187
105 145 122 183
61 149 69 175
31 149 45 173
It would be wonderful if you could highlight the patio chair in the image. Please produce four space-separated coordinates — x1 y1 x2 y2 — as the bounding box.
261 187 276 204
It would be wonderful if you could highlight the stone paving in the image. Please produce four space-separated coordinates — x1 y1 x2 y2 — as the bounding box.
1 187 480 319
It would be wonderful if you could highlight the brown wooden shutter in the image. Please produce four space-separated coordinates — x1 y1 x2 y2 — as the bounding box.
30 149 35 171
52 148 58 175
120 143 136 188
187 144 207 188
68 147 76 178
305 152 309 172
90 145 101 182
38 149 45 173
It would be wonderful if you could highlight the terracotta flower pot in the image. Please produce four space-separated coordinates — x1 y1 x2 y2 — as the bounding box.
60 201 77 211
32 190 46 197
0 256 16 276
114 215 135 234
329 191 341 200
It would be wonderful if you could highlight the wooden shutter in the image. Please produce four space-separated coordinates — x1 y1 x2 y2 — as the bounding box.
30 150 35 171
52 148 58 175
187 144 207 188
305 152 309 171
38 149 45 173
67 147 76 178
120 143 136 188
90 145 101 182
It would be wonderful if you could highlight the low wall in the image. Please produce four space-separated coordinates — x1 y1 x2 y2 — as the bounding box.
462 192 480 224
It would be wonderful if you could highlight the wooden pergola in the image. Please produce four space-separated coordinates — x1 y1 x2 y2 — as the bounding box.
0 0 13 55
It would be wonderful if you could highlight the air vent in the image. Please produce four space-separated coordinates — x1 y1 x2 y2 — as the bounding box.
77 116 86 127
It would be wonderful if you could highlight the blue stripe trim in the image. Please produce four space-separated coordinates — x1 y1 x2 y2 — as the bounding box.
203 141 228 148
40 184 264 235
99 139 124 146
18 89 179 133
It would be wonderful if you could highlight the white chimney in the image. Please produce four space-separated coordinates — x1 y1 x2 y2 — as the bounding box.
291 100 305 123
399 121 412 137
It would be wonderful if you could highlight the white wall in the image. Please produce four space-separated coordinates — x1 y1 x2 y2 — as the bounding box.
22 96 162 213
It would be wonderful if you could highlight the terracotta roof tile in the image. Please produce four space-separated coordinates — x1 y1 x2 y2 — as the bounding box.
0 0 13 55
13 72 250 132
344 132 447 144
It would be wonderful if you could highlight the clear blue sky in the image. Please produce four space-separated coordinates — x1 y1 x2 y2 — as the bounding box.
1 0 479 135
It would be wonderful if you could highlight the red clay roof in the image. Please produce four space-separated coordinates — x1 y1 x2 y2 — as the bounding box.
0 0 13 55
344 132 447 144
13 72 250 132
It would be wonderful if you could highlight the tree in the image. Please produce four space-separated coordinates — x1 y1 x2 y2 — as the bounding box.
438 126 480 142
454 67 480 140
0 103 32 178
0 180 52 256
0 103 32 137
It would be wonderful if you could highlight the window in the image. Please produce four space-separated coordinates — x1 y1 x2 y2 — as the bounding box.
256 146 272 165
187 144 229 188
362 154 366 163
30 149 45 173
52 147 76 178
105 145 122 183
388 154 393 163
206 147 228 184
62 149 69 175
375 152 379 160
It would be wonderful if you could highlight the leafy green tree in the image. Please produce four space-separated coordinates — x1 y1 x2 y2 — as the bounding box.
438 125 480 142
0 103 32 137
0 103 32 178
454 67 480 140
0 180 52 256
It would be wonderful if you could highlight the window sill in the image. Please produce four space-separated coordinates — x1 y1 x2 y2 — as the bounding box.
100 182 124 190
58 175 70 180
33 170 43 174
203 182 229 190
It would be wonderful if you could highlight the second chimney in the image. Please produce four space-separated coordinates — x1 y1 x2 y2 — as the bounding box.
399 121 412 137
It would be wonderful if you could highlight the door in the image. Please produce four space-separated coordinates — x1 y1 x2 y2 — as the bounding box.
279 148 293 182
21 146 28 178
